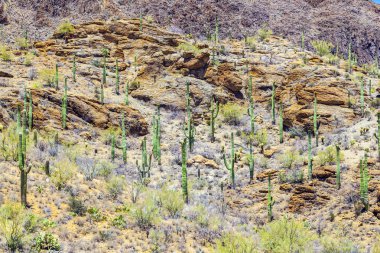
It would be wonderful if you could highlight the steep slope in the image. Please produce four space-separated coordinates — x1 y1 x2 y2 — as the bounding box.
1 0 380 63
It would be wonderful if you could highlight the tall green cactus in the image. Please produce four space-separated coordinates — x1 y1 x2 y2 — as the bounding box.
223 133 235 189
184 81 195 152
308 130 313 180
271 83 276 125
125 81 129 106
28 91 33 131
115 59 120 95
121 113 127 164
152 106 161 165
267 175 274 222
375 112 380 161
336 145 341 190
55 63 59 90
136 137 152 180
247 76 255 133
360 79 364 117
18 117 31 206
210 97 219 143
279 103 283 143
17 106 21 134
214 16 219 45
111 133 115 162
72 56 76 82
181 138 188 204
248 138 254 183
100 82 105 105
62 77 68 129
22 110 27 155
313 93 320 147
360 154 369 211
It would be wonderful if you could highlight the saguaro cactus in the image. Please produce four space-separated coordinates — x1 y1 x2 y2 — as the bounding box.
271 83 276 125
22 110 27 155
248 138 254 183
313 93 320 147
125 81 129 105
336 145 341 190
223 133 236 189
375 112 380 161
247 76 255 133
136 137 152 180
184 81 195 152
152 106 161 165
181 138 188 204
72 56 76 82
100 82 105 105
115 59 120 95
267 175 275 222
279 103 283 143
210 98 219 143
18 120 31 206
308 130 313 180
17 106 21 134
62 77 68 129
28 91 33 131
214 16 219 45
360 154 369 211
55 63 59 90
121 113 127 164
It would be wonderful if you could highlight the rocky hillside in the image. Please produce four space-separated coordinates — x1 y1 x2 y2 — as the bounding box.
1 0 380 64
0 18 379 252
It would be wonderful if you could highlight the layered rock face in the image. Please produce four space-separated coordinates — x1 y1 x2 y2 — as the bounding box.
2 0 380 63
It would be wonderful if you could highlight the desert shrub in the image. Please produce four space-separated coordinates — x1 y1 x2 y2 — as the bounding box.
255 128 268 152
56 20 75 38
257 27 272 41
157 187 184 218
325 54 339 65
259 217 316 253
39 68 55 86
68 197 87 216
178 42 201 55
87 207 105 222
76 157 98 181
111 215 127 229
316 145 344 166
214 232 257 253
373 238 380 253
32 232 60 252
0 44 13 61
130 197 158 229
106 176 126 199
189 205 220 229
0 202 28 252
279 149 302 170
97 160 116 178
245 36 257 51
221 102 244 125
24 52 34 66
320 234 355 253
311 40 333 57
279 169 304 184
16 37 29 50
0 123 19 161
28 68 38 80
149 228 166 252
51 158 77 190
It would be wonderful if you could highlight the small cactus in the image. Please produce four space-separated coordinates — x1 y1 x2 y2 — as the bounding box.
247 76 256 134
136 137 152 180
360 154 370 211
121 113 127 164
209 97 219 143
125 81 129 106
248 138 254 183
181 138 188 204
222 132 236 189
271 83 276 125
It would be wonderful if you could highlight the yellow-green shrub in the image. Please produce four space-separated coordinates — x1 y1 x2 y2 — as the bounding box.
39 68 55 86
56 20 75 38
178 42 201 55
311 40 333 57
0 44 13 61
51 158 77 190
316 145 344 166
214 232 257 253
221 102 244 125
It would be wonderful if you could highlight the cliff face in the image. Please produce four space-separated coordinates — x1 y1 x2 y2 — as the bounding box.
1 0 380 63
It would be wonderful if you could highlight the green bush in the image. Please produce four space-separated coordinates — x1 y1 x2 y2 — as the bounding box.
311 40 333 57
178 42 201 55
32 232 60 252
24 52 34 66
130 197 158 229
16 37 29 50
245 37 257 51
56 20 75 38
39 68 55 86
51 158 77 190
0 44 13 61
87 207 105 222
320 234 354 253
257 27 272 41
106 176 126 199
214 232 257 253
0 123 19 161
279 149 302 170
0 202 28 252
259 217 316 253
111 215 127 229
316 145 344 166
68 197 87 216
157 187 184 218
221 102 244 125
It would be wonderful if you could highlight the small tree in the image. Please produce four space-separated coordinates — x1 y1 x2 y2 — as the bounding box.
56 20 75 43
